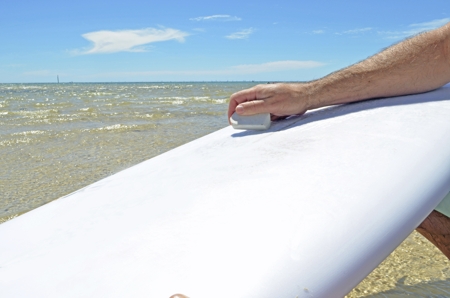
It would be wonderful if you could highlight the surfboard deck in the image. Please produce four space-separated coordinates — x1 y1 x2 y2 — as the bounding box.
2 85 450 298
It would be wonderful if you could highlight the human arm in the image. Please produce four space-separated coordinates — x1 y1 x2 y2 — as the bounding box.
227 22 450 259
228 22 450 121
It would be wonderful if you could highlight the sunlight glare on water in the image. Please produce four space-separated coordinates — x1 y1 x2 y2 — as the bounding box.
0 82 246 218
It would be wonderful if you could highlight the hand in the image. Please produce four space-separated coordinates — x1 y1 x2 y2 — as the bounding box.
227 83 312 123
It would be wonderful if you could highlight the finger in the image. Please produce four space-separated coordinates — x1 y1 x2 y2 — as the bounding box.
227 88 258 120
169 294 189 298
227 98 239 123
235 99 269 116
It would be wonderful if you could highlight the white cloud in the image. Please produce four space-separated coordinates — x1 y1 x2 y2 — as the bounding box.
336 27 372 35
409 18 450 32
94 60 325 77
343 27 372 34
73 28 189 55
379 18 450 39
190 15 241 21
312 30 325 34
226 28 255 39
229 60 325 74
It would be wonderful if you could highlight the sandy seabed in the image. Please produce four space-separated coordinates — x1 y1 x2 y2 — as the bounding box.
347 231 450 297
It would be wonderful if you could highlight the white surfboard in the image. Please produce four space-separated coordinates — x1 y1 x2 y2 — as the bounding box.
1 85 450 298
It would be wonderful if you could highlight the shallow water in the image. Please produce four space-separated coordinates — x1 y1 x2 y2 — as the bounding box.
0 82 248 217
1 82 449 297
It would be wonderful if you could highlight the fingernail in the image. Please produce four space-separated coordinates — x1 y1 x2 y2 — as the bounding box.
236 105 244 113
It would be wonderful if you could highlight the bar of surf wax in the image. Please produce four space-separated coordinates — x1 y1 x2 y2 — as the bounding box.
230 112 271 130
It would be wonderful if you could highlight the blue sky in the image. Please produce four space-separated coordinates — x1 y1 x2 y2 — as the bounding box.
1 0 449 83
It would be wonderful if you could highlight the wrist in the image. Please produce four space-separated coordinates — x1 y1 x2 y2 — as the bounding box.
302 80 324 111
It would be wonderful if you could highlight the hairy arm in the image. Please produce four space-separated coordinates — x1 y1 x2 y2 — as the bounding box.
228 22 450 120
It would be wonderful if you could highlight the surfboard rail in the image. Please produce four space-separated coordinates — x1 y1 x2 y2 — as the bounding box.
1 85 450 297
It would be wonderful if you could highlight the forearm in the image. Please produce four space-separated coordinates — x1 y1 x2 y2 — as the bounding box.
306 23 450 110
228 23 450 119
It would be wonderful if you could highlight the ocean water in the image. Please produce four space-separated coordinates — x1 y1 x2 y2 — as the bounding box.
1 82 449 296
0 82 246 218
